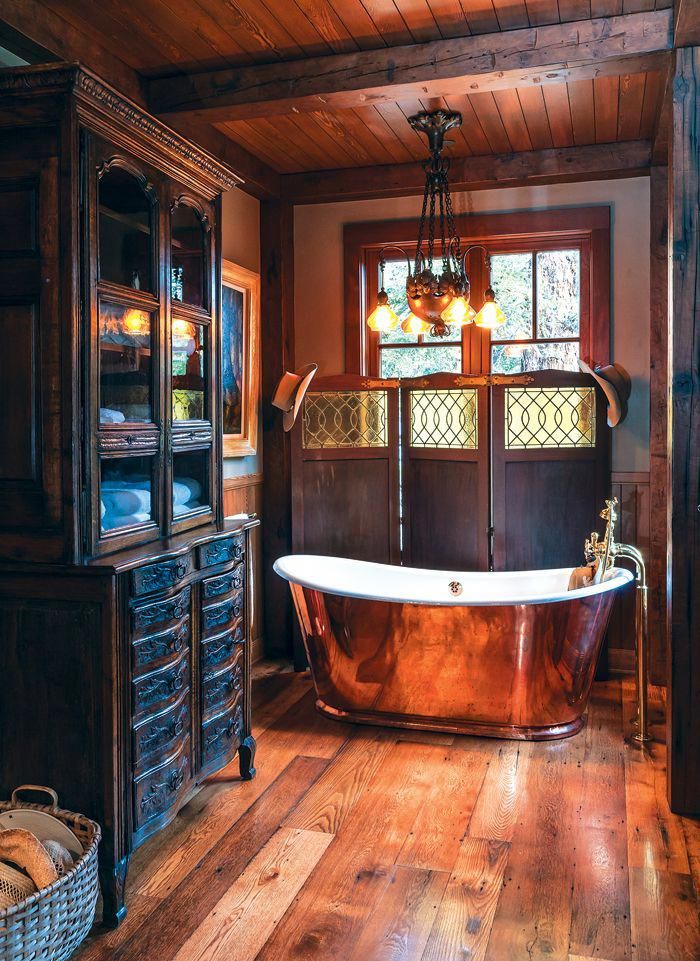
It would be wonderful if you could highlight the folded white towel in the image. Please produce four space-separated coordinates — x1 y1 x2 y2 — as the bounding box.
101 488 151 516
173 477 202 506
102 476 151 491
100 408 126 424
102 511 150 531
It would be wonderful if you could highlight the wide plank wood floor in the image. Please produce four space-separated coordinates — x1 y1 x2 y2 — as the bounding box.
77 667 700 961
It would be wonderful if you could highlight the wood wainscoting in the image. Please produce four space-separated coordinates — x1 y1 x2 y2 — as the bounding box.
606 470 666 684
224 473 264 664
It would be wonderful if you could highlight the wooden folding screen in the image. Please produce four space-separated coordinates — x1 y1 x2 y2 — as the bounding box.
291 374 400 563
400 374 489 571
491 370 610 571
291 370 610 576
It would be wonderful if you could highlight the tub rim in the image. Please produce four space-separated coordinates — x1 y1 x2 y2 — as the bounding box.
273 554 634 607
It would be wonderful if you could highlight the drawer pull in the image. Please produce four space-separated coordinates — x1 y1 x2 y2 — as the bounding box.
138 754 188 822
203 667 242 709
199 536 244 568
202 706 243 764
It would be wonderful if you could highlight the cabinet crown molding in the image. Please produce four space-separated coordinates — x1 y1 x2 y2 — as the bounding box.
0 62 242 194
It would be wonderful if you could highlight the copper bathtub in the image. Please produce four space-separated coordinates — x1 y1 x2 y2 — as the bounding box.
275 556 633 740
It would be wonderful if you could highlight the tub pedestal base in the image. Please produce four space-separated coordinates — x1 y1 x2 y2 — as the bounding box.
316 699 587 741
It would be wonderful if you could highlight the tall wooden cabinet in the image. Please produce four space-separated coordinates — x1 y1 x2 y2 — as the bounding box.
0 63 258 925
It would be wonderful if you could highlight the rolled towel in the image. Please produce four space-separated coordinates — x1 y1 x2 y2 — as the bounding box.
101 488 151 516
102 511 150 531
173 477 202 506
100 407 126 424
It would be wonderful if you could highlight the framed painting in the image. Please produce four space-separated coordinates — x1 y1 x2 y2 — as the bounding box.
221 260 260 457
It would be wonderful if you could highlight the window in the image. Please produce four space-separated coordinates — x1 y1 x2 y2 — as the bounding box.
377 259 462 378
346 208 607 379
490 249 581 374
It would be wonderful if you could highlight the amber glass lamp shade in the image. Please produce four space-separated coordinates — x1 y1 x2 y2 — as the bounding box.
474 286 506 329
123 308 148 333
440 295 476 326
401 312 431 335
367 290 400 332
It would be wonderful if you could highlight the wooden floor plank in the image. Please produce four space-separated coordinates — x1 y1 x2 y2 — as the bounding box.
629 866 700 961
397 743 490 873
171 828 333 961
568 684 632 961
254 741 451 961
284 727 397 834
421 837 511 961
347 865 450 961
252 669 313 735
483 736 587 961
110 755 328 961
622 685 690 875
466 741 531 843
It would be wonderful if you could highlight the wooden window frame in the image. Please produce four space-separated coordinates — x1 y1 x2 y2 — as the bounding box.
344 207 610 377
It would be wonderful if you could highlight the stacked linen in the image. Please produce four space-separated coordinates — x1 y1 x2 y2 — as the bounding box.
101 476 151 530
173 477 203 516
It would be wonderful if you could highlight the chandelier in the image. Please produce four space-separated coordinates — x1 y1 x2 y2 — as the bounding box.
366 110 507 339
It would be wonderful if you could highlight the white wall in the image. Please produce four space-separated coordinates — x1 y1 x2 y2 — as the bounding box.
294 177 651 473
221 186 261 478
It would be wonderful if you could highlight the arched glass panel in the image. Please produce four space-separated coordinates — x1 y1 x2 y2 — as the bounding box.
98 166 153 291
171 204 206 308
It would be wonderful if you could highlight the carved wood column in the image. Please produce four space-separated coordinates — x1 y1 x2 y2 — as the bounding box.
260 199 295 658
649 164 669 686
668 46 700 814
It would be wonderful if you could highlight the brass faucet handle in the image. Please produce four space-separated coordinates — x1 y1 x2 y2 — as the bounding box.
600 496 619 522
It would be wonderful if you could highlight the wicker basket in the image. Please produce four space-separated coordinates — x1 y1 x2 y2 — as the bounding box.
0 786 101 961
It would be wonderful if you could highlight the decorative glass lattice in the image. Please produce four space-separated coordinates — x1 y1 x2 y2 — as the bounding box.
410 389 478 449
303 390 388 449
505 386 596 449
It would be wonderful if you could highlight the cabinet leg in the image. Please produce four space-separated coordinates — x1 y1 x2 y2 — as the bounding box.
239 735 257 780
100 854 129 928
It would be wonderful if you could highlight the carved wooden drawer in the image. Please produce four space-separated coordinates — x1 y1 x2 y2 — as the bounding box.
132 586 191 639
132 692 190 771
132 618 190 674
134 737 191 830
133 652 190 719
201 702 243 769
201 568 244 602
201 659 242 718
198 534 244 570
131 553 193 598
201 624 244 673
201 594 243 638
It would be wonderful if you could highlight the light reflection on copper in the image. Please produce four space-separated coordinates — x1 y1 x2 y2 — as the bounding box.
290 583 617 741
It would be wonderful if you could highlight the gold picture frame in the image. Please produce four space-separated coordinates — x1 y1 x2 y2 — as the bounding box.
221 260 260 457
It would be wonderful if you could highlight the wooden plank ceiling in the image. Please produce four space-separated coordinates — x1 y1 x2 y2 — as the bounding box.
32 0 670 174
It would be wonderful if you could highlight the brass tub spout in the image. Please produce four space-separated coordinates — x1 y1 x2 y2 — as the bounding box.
585 498 651 744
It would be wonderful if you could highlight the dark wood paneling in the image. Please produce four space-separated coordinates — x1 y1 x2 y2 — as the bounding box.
301 459 392 562
406 460 482 569
260 200 295 658
668 46 700 816
0 305 36 481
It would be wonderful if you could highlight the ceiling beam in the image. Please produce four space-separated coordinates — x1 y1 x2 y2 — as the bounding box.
280 141 653 205
0 0 280 199
149 10 672 123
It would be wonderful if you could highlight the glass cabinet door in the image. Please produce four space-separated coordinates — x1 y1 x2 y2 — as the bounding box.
168 192 216 529
98 163 155 292
89 140 164 553
100 302 155 425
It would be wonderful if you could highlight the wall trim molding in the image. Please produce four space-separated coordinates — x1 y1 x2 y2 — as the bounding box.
224 472 264 491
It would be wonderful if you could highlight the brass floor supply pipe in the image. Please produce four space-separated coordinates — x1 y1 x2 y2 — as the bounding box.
616 544 651 745
585 498 650 746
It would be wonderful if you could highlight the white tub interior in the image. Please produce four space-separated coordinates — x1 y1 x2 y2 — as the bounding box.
274 555 634 607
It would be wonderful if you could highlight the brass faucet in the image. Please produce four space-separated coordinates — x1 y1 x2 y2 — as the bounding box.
585 497 650 745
